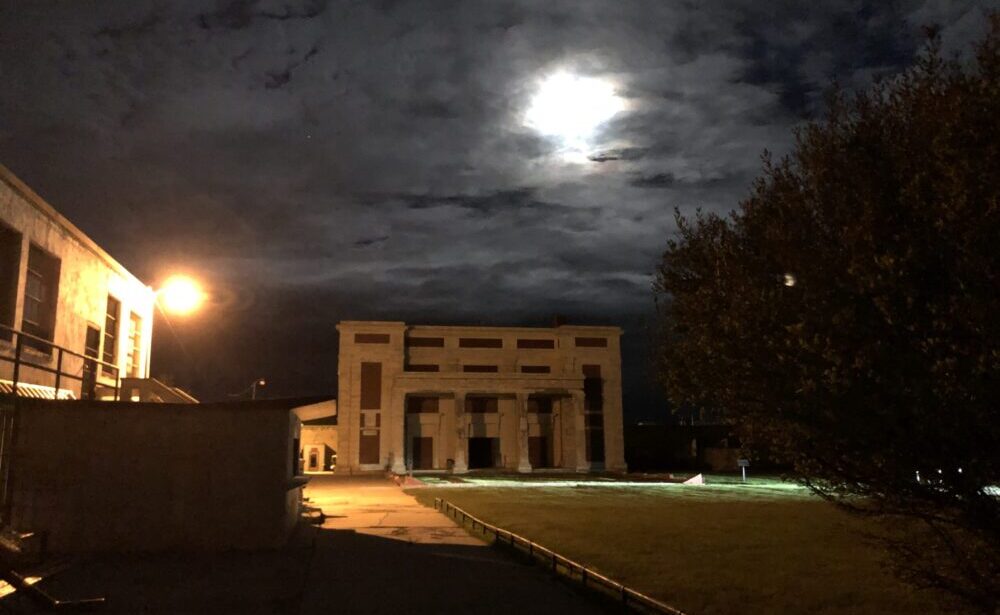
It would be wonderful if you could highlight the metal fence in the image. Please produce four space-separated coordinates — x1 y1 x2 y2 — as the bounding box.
434 497 688 615
0 324 121 401
0 324 123 527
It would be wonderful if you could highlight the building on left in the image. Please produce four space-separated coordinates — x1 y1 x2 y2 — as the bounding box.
0 163 155 400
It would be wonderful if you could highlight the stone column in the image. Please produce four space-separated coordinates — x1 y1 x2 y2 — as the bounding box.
516 393 532 473
571 390 589 472
389 388 407 474
452 392 468 474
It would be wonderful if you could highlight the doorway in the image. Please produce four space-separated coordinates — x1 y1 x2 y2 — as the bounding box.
468 437 499 469
305 445 323 472
411 437 434 470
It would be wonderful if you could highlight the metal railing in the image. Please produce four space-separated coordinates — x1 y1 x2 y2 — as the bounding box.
0 323 120 401
434 497 688 615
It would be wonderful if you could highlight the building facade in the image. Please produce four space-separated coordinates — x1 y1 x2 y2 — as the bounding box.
336 321 627 474
0 164 154 399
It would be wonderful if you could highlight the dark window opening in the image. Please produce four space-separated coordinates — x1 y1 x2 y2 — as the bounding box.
82 325 101 400
406 336 444 347
463 364 498 373
22 245 60 353
582 362 605 463
127 313 142 377
583 364 604 413
517 338 555 349
360 362 382 409
575 337 608 348
520 365 550 374
102 296 121 374
459 337 502 348
355 333 390 344
0 223 20 340
527 396 553 414
465 396 498 413
586 428 605 463
406 396 439 413
405 364 439 372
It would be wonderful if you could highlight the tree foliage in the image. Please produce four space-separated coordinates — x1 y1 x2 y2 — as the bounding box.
655 17 1000 613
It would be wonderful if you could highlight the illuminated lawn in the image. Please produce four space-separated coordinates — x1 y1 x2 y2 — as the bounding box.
409 478 948 615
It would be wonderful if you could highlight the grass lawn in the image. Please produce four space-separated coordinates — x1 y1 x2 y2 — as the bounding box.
409 478 949 615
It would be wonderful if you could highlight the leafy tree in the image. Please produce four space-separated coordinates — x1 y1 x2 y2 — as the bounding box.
654 17 1000 613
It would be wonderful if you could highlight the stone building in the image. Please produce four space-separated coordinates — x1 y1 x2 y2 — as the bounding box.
293 397 338 472
0 164 154 399
336 320 627 474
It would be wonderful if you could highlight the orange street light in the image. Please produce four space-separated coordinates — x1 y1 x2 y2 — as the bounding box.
157 275 205 316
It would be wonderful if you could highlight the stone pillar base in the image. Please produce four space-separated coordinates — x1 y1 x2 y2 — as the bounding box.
452 461 468 474
517 461 532 473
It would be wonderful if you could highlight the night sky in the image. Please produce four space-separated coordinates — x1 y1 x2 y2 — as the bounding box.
0 1 991 417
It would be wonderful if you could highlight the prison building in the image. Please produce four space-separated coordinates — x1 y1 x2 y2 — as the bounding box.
0 163 155 400
336 321 627 474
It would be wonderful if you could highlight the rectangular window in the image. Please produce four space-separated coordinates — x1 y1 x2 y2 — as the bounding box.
517 338 554 349
355 333 390 344
406 396 439 413
463 364 498 373
406 336 444 347
520 365 550 374
127 313 142 377
527 396 553 414
360 362 382 409
465 397 498 413
102 296 121 374
405 364 439 372
459 337 502 348
0 223 21 339
575 337 608 348
82 325 101 400
583 364 603 412
582 365 604 462
587 428 605 463
21 245 60 352
84 326 101 359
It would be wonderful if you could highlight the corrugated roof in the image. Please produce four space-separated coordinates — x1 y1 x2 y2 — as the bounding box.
0 380 76 400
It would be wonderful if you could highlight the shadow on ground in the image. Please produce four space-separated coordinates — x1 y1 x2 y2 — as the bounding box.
4 521 614 614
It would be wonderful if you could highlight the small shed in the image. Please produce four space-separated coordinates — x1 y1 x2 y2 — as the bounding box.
1 396 305 552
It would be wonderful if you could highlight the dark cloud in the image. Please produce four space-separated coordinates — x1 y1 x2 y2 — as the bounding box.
354 235 390 247
196 0 327 31
0 0 992 416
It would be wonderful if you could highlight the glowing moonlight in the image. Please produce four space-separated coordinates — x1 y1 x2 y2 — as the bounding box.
525 72 624 149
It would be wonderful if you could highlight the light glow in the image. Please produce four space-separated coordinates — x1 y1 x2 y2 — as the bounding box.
157 275 205 316
525 72 624 152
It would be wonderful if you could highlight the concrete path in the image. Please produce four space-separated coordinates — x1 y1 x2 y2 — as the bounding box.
300 475 609 614
306 475 481 546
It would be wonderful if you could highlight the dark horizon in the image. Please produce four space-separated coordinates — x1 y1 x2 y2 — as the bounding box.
0 0 991 421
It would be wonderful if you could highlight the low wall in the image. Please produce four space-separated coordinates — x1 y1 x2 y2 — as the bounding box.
5 398 302 552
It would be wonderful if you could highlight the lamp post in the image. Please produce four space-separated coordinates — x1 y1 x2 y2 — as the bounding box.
251 378 266 400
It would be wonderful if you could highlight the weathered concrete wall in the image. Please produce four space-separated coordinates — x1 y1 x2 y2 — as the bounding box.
7 398 302 552
0 165 154 397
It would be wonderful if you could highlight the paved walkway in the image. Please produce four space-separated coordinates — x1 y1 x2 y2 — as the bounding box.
300 475 609 614
0 477 610 614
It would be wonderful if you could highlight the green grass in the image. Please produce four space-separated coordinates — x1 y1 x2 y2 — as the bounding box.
409 481 949 615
